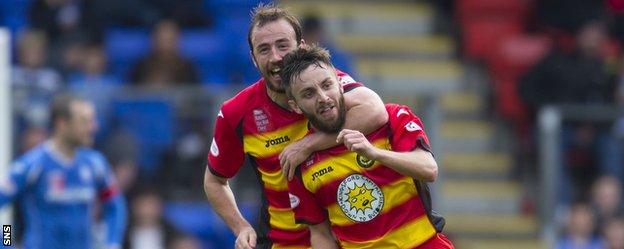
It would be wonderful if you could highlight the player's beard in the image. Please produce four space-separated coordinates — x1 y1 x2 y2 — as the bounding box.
302 95 346 133
261 68 286 94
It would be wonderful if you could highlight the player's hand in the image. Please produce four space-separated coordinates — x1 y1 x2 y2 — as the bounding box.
280 138 312 181
337 129 378 159
235 227 257 249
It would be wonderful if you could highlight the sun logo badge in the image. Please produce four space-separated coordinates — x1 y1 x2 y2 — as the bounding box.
337 174 384 222
356 154 375 168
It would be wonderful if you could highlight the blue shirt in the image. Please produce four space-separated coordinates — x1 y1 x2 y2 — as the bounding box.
0 141 126 249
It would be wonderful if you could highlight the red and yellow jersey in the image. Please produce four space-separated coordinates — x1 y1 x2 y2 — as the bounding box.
207 72 360 249
288 103 447 249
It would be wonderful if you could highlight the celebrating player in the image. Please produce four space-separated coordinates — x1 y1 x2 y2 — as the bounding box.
280 45 454 248
203 4 388 249
0 94 127 249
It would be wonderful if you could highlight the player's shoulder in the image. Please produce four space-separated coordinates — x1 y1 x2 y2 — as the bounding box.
78 148 110 172
385 103 420 120
220 80 264 121
15 143 48 167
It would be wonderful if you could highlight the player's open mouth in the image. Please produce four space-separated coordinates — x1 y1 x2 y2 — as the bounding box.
318 104 335 117
269 67 281 78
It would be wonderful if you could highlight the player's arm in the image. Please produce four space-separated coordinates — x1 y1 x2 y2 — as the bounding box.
0 161 37 207
204 108 256 249
310 220 340 249
337 129 438 182
101 194 127 249
93 154 127 249
203 169 256 249
281 86 387 180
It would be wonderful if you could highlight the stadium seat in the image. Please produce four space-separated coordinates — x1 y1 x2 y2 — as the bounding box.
462 19 523 61
488 34 551 83
488 34 551 133
112 98 174 172
164 201 239 248
456 0 530 24
105 28 151 81
179 30 229 84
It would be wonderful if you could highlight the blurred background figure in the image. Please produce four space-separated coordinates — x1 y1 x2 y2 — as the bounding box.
168 234 202 249
556 202 604 249
301 14 356 77
126 186 177 249
602 216 624 249
12 29 62 152
590 175 623 229
130 19 199 88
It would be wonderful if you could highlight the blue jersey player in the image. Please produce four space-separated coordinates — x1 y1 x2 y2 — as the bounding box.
0 94 127 249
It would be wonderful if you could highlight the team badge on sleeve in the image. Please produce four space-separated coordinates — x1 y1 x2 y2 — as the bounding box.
405 121 422 132
210 138 219 157
337 174 384 222
289 193 300 209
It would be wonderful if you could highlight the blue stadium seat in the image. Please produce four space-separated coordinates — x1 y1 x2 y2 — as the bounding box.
0 0 32 34
164 201 237 249
179 30 229 84
112 98 174 172
105 28 150 81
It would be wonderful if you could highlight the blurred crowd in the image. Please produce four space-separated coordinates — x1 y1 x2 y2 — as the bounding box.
443 0 624 247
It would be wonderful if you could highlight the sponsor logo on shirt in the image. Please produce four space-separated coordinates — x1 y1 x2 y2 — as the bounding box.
46 171 94 203
79 166 92 183
337 174 384 222
265 135 290 148
311 166 334 181
253 109 270 132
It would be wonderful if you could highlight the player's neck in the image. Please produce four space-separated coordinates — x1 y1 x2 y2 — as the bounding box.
50 135 77 159
266 87 291 110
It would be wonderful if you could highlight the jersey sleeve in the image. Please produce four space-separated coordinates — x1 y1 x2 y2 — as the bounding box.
336 69 363 92
288 173 327 225
91 152 120 202
0 160 40 207
385 104 432 153
207 108 245 178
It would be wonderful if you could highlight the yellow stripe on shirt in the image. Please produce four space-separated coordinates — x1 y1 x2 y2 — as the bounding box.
257 166 288 191
268 206 307 231
339 215 437 249
243 120 309 158
303 138 391 194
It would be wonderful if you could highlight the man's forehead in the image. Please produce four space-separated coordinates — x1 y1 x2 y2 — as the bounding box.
251 19 296 45
295 64 333 86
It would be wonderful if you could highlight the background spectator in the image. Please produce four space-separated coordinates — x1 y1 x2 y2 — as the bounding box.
130 19 199 88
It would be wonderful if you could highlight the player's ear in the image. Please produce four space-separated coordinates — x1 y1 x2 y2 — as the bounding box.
288 100 303 114
250 50 258 68
298 39 306 48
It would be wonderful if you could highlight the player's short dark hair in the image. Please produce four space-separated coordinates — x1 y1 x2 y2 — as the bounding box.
50 93 84 130
280 44 333 99
247 3 302 52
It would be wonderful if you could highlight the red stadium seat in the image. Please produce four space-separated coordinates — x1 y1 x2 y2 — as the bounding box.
462 19 523 61
488 34 551 133
488 34 551 83
456 0 531 24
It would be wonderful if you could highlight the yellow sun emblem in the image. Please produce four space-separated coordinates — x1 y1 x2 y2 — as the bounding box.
347 183 377 212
